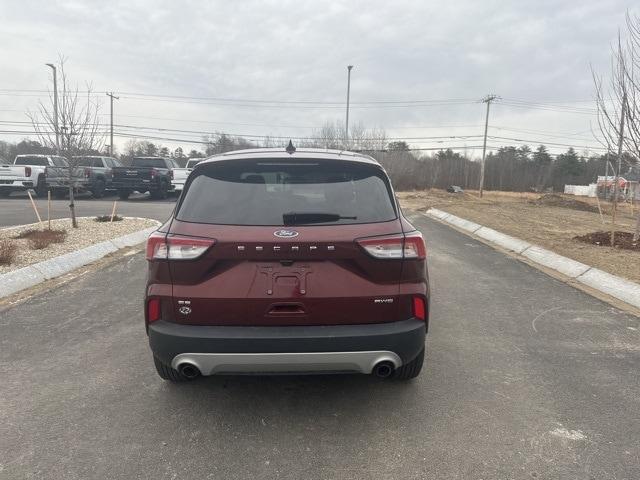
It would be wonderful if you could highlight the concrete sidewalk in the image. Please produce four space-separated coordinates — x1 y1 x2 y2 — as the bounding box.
0 221 160 298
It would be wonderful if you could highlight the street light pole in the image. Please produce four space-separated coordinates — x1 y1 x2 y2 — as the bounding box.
45 63 59 155
345 65 353 147
106 92 119 156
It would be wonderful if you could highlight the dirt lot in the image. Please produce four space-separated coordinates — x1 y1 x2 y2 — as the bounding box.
398 189 640 284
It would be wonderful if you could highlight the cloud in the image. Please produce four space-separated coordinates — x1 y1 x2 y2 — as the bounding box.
0 0 635 155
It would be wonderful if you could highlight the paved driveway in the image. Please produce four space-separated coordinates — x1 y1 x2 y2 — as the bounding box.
0 192 176 227
0 214 638 479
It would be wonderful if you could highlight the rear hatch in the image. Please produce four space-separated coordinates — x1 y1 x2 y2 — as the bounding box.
171 168 190 183
0 165 27 182
113 158 165 186
161 157 412 326
113 166 155 182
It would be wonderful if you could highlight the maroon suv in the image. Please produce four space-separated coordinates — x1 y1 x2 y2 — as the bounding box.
145 146 429 381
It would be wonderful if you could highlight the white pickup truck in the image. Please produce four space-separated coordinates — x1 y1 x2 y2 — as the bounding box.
0 154 70 198
171 158 204 192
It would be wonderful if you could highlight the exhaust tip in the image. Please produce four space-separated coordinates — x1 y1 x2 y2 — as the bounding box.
372 361 395 378
178 363 201 379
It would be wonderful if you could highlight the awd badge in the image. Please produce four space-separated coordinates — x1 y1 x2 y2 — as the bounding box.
178 300 192 315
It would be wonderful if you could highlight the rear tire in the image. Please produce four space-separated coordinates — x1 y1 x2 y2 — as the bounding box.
394 348 424 380
53 189 67 199
153 356 191 382
91 179 106 198
0 189 11 198
150 181 168 200
118 189 131 200
35 176 47 197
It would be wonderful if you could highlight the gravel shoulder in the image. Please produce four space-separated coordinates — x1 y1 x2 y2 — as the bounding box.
0 217 158 274
398 189 640 283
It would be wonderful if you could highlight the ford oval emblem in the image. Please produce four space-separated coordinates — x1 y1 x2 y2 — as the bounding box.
274 229 299 238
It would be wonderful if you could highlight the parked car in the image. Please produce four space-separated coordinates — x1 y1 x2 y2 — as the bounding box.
171 158 204 193
111 156 178 200
74 156 123 198
0 154 70 198
145 147 429 382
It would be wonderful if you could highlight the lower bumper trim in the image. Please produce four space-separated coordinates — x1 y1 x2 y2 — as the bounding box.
172 351 402 375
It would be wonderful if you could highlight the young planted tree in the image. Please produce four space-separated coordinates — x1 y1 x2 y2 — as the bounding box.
593 12 640 243
28 57 105 228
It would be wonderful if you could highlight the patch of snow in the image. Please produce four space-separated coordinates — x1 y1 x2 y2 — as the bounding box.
550 427 586 440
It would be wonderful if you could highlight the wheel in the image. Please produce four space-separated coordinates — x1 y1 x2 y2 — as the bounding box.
91 179 106 198
150 181 168 200
35 175 47 197
394 348 424 380
53 189 67 199
153 355 191 382
118 189 131 200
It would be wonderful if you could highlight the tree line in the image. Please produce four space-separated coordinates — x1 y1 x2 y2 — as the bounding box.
375 144 637 192
2 133 635 193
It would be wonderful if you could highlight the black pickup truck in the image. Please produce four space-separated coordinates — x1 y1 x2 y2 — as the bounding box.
112 157 179 200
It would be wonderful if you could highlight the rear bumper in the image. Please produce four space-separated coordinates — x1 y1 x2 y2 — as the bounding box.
47 179 90 189
171 180 185 191
112 180 161 190
0 180 32 189
149 318 426 375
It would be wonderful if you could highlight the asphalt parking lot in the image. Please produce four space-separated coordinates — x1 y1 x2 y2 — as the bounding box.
1 212 638 479
0 191 176 227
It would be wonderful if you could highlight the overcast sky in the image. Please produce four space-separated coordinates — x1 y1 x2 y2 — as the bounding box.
1 0 637 156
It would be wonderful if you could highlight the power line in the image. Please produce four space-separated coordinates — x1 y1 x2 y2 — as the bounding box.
486 135 606 150
0 119 607 148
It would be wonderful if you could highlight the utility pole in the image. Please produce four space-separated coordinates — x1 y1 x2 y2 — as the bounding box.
345 65 353 147
611 91 627 247
106 92 119 156
478 94 498 198
45 63 59 154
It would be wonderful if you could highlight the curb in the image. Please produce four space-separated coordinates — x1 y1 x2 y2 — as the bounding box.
425 208 640 310
0 220 160 299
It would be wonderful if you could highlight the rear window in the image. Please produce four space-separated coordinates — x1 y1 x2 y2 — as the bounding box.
177 159 397 226
14 156 48 166
52 157 68 167
186 159 202 168
132 158 166 168
76 157 103 167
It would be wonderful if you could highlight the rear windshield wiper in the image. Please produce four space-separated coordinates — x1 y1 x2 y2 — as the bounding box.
283 212 357 225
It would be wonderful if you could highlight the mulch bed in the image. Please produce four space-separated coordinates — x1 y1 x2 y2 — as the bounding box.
574 231 640 250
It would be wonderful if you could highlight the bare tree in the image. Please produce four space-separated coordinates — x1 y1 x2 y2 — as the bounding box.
303 120 387 152
28 57 105 228
593 13 640 243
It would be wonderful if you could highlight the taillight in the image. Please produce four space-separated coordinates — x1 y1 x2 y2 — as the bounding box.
146 232 167 259
357 235 404 259
25 166 31 177
150 168 157 178
403 231 427 259
413 296 426 321
357 231 426 260
170 170 174 180
146 231 215 260
147 298 160 323
84 167 91 178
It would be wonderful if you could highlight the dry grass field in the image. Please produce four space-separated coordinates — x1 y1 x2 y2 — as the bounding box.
398 189 640 283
